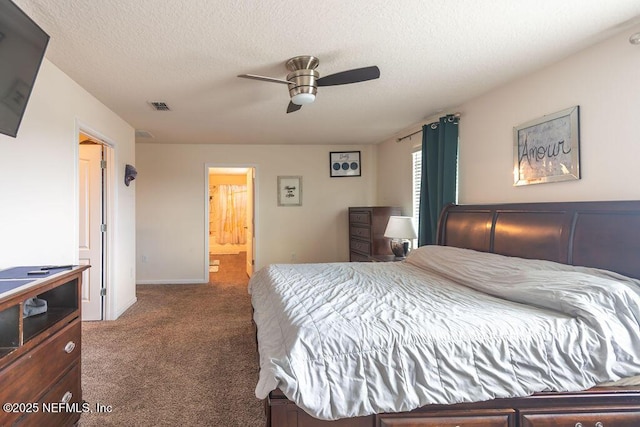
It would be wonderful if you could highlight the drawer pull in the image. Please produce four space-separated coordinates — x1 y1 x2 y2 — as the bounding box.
575 424 583 427
64 341 76 353
595 423 604 427
61 391 73 404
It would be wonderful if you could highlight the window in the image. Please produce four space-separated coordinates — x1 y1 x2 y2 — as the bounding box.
412 147 460 243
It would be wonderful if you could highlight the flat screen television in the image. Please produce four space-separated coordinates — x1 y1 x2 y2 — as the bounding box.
0 0 49 138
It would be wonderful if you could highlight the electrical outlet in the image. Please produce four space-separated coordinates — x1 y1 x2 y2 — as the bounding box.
291 253 296 261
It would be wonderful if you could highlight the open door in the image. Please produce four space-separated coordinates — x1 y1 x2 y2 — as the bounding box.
78 139 104 320
246 168 255 277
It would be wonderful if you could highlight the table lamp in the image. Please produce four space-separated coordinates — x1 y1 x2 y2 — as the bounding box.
383 216 418 259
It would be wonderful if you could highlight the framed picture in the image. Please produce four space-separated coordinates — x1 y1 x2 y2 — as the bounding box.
330 151 361 177
277 176 302 206
513 106 580 186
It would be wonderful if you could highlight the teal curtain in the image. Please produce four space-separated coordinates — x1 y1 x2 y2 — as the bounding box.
418 115 459 246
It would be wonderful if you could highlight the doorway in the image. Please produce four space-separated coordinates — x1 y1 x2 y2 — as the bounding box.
78 132 112 320
207 166 255 280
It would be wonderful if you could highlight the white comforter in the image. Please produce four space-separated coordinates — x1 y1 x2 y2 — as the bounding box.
248 246 640 420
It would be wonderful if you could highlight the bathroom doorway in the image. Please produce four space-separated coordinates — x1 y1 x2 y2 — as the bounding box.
207 167 255 279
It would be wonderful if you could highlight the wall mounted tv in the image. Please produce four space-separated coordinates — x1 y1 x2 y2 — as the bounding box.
0 0 49 138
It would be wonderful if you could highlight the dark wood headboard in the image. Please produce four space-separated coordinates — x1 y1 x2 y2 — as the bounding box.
436 200 640 280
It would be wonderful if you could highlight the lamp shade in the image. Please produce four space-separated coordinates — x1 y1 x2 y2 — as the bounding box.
384 216 417 239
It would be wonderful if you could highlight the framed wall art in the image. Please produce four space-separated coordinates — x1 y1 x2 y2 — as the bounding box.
513 106 580 186
330 151 361 177
277 176 302 206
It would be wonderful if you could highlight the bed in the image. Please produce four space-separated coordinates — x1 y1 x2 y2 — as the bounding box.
249 200 640 427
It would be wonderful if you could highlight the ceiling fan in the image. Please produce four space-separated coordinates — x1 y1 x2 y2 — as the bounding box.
237 55 380 113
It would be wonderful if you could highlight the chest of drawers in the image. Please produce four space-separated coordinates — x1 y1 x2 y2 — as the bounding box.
349 206 401 261
0 266 88 426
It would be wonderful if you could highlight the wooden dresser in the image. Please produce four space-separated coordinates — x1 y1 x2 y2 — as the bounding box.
0 265 89 427
349 206 401 261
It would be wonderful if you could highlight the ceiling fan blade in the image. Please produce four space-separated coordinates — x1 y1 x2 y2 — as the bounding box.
237 74 291 85
287 102 302 113
316 66 380 86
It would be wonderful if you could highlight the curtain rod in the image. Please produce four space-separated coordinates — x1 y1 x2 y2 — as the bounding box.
396 129 422 143
396 112 461 142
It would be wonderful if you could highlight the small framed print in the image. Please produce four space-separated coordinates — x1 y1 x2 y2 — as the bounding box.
330 151 361 177
277 176 302 206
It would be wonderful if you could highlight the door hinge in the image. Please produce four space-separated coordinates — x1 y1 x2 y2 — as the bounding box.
101 224 107 232
100 288 106 296
252 259 255 266
100 160 107 169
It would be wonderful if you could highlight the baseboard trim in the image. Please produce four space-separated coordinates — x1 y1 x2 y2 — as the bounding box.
136 279 209 285
113 296 137 320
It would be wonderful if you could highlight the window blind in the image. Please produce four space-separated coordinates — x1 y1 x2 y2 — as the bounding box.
412 150 421 232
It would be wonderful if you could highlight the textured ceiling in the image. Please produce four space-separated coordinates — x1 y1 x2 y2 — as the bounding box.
13 0 640 145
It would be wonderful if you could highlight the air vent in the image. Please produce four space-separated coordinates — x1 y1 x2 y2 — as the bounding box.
149 101 170 111
135 129 155 138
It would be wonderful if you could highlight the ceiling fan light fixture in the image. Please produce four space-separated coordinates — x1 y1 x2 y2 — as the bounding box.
291 93 315 105
237 55 380 113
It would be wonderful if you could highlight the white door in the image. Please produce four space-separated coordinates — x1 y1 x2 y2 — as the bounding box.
246 168 255 277
79 143 103 320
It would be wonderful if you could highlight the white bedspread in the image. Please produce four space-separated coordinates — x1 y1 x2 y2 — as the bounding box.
248 246 640 420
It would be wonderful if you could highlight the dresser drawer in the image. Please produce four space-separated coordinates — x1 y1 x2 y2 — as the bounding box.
350 239 371 254
378 412 514 427
350 226 371 239
521 410 640 427
0 319 80 422
349 211 371 225
350 252 371 262
16 362 82 427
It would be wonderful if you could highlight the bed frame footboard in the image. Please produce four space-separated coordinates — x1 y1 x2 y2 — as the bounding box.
267 387 640 427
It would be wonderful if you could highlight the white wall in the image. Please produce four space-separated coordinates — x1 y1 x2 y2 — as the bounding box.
376 123 423 215
136 143 376 284
378 25 640 209
0 59 137 319
459 24 640 203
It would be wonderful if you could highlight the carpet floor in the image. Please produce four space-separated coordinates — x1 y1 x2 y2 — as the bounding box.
79 253 265 427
